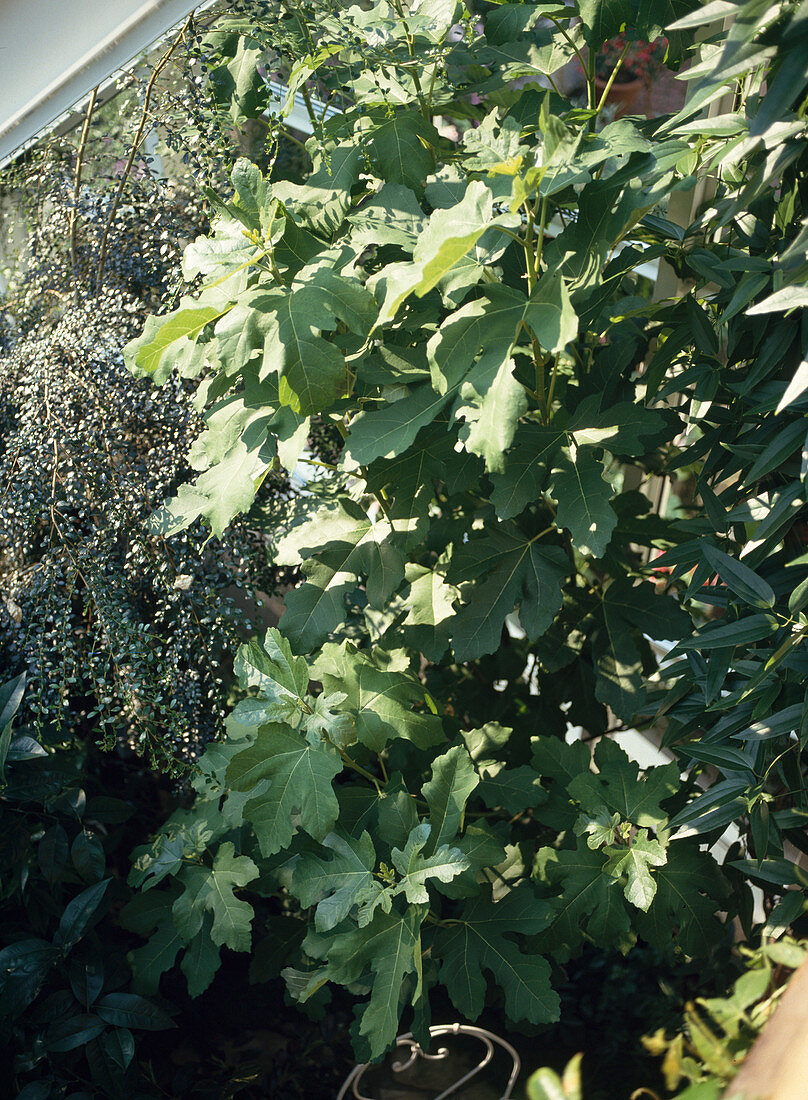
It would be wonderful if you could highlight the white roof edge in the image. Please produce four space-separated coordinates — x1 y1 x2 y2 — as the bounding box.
0 0 217 169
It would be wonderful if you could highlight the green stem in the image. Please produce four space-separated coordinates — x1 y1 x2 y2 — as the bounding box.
587 47 597 113
544 14 588 76
425 51 440 114
378 754 389 784
523 203 538 293
304 458 338 471
545 71 563 97
764 624 808 671
280 128 309 152
300 83 320 131
392 0 430 119
546 354 561 411
594 41 630 114
338 748 382 790
268 255 284 284
360 465 395 524
535 196 549 273
202 246 269 290
493 225 524 246
532 335 546 410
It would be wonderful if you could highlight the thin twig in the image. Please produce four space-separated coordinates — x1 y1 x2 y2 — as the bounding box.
69 86 98 275
95 16 192 292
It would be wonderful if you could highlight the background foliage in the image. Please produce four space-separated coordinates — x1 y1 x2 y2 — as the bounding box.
4 0 808 1095
0 22 291 768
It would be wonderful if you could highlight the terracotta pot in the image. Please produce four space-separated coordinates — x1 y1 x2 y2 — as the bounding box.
594 74 645 118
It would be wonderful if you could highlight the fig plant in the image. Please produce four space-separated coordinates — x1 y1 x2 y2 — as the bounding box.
123 0 808 1066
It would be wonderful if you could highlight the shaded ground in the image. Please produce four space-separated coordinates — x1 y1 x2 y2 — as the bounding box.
133 942 689 1099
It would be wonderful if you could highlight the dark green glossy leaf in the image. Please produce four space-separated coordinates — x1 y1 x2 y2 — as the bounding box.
39 825 70 887
46 1014 106 1053
71 831 106 883
102 1028 136 1072
55 880 111 953
95 993 176 1031
68 955 105 1008
675 614 779 651
733 704 804 742
683 743 756 774
728 858 800 888
702 544 776 608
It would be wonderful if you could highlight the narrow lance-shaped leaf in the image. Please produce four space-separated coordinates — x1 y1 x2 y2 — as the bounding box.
674 614 779 652
702 543 776 608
